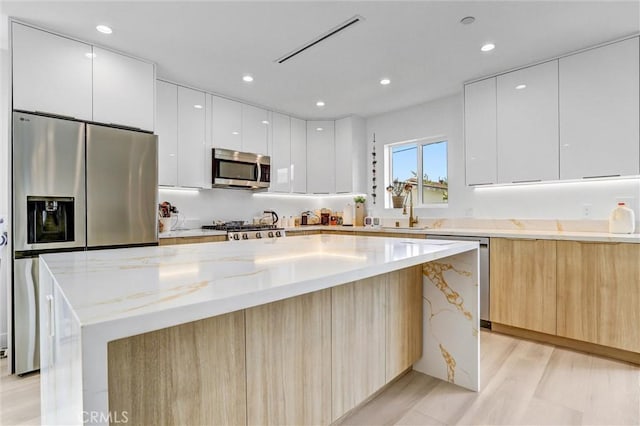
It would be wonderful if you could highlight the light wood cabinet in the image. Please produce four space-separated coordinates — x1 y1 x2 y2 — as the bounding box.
211 95 242 151
331 276 386 420
108 311 247 426
559 37 640 179
464 78 497 185
306 121 335 193
270 112 291 193
557 241 640 353
156 80 178 186
12 22 93 121
490 238 557 334
92 46 155 131
245 290 332 426
497 60 559 183
177 86 207 188
386 265 423 380
290 117 307 193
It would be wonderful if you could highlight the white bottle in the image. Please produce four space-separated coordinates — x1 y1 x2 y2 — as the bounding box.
609 202 635 234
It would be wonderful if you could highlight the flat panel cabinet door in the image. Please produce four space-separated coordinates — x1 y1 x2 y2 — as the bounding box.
465 78 497 185
497 60 559 184
270 112 291 193
12 23 92 121
177 87 207 188
156 81 178 186
559 37 640 179
306 121 335 193
212 96 242 151
242 104 269 155
335 117 353 193
291 117 307 193
92 47 155 131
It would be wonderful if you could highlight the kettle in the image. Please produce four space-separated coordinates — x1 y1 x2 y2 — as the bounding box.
260 210 279 226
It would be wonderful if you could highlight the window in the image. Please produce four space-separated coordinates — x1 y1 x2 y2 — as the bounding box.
386 137 448 207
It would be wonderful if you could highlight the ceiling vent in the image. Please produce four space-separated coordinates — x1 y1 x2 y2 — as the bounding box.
275 15 364 64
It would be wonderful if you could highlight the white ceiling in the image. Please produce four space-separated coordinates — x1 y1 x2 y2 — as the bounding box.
2 1 639 120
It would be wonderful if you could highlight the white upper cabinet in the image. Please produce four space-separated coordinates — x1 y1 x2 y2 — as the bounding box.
306 121 335 193
465 78 497 185
211 95 242 151
12 23 92 121
177 86 207 188
497 60 559 183
335 116 366 193
559 37 640 179
290 117 307 193
270 112 291 193
156 80 178 186
92 47 155 131
242 104 269 155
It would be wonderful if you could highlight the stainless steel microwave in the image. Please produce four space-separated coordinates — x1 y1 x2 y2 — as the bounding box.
212 148 270 189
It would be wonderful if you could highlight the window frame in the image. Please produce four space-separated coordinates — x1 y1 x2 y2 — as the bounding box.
384 135 449 209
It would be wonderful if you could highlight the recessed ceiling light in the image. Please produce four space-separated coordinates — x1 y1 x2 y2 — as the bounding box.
232 131 239 135
316 100 325 107
261 120 270 125
481 43 495 52
242 75 254 82
515 84 527 90
460 16 476 25
316 127 324 131
96 25 112 34
85 52 96 59
380 78 391 85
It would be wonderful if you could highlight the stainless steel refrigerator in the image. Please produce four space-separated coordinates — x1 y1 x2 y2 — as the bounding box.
12 111 158 375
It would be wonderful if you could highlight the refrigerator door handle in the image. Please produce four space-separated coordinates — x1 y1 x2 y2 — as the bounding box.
46 294 55 338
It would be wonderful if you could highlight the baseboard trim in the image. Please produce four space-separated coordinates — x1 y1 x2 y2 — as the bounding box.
492 323 640 365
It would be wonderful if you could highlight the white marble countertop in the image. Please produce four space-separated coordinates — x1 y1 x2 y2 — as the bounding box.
40 235 477 334
283 225 640 243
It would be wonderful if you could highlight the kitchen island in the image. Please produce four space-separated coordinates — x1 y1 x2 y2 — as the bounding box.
39 234 479 425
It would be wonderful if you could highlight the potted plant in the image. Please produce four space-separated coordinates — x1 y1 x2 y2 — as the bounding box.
386 179 406 208
353 195 366 226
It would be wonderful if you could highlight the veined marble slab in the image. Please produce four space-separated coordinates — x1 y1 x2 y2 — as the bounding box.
39 235 478 425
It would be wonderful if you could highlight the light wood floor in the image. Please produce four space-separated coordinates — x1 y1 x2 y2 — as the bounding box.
1 330 639 426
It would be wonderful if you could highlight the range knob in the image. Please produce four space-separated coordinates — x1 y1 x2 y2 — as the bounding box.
242 233 248 240
268 231 274 238
232 233 240 241
256 232 262 239
275 231 282 237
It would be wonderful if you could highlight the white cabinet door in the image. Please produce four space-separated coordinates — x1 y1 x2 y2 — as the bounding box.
212 95 242 151
92 47 155 131
177 86 207 188
12 23 92 121
559 37 640 179
465 78 497 185
497 60 559 183
270 112 291 193
307 121 335 193
156 81 178 186
291 117 307 193
242 104 269 154
335 117 353 193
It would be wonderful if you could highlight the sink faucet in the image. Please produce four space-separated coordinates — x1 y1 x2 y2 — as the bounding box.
403 188 419 227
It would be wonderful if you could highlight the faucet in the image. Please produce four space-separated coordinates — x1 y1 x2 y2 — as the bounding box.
403 189 419 227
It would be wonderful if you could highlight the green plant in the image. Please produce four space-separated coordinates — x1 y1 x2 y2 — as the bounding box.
353 195 366 204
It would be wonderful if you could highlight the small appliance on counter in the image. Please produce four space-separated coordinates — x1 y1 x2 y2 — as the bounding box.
609 202 635 233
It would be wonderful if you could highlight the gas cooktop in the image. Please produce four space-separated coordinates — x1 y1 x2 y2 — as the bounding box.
202 223 278 232
202 222 285 240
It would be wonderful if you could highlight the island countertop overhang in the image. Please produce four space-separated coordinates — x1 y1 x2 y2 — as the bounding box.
40 234 478 339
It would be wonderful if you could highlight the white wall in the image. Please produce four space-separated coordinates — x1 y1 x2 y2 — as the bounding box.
1 13 10 350
158 188 362 227
365 93 640 221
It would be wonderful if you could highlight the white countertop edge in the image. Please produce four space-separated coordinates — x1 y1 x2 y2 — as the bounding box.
71 241 478 342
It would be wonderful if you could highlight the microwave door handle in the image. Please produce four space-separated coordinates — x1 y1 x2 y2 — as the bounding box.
256 164 261 182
